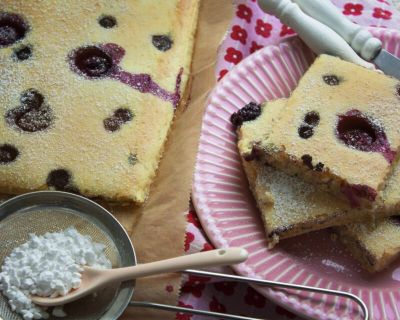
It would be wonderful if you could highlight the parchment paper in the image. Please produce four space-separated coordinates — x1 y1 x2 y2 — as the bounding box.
111 1 233 319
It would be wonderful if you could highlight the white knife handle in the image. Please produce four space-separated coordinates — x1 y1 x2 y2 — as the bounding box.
257 0 372 68
293 0 382 61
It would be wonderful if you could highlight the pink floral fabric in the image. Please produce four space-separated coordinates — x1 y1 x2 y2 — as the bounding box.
179 1 400 319
217 0 400 81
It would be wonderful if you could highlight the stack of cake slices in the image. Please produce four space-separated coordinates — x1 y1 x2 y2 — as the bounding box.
231 54 400 273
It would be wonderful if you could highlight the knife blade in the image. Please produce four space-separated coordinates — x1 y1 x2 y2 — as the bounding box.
293 0 400 79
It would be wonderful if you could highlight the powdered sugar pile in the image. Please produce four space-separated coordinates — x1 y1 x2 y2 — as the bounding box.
0 227 112 320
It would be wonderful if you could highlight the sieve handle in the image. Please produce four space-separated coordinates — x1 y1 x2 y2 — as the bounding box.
102 248 248 283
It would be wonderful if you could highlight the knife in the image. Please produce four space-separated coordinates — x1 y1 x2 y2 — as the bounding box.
291 0 400 80
257 0 372 69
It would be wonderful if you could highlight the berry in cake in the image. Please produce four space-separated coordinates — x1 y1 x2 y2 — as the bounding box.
103 108 133 132
152 35 173 52
46 169 79 194
0 0 199 203
0 144 19 164
336 109 395 163
230 102 262 127
98 15 117 29
13 44 31 61
0 12 27 47
322 74 340 86
236 99 400 244
5 89 53 133
69 43 183 107
252 55 400 208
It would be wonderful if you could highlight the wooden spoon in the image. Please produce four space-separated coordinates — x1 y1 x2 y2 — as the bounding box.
32 248 248 306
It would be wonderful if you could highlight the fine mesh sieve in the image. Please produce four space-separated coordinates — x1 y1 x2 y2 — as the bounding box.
0 191 135 320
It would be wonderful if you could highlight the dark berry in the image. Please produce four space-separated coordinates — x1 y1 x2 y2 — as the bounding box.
6 89 53 132
341 184 377 207
335 108 398 164
152 35 173 52
15 107 52 132
336 110 386 154
301 154 313 169
390 216 400 226
128 153 137 165
20 89 44 109
323 75 340 86
103 118 119 132
72 46 113 78
99 15 117 28
104 108 133 132
304 111 320 127
46 169 71 190
114 108 133 122
298 124 314 139
0 13 28 47
13 45 31 61
0 144 19 164
397 84 400 98
230 102 261 127
314 162 324 172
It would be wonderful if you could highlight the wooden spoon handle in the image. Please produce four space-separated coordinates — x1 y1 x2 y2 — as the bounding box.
104 248 248 283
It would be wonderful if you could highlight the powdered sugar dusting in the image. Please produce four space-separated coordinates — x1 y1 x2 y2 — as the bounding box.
257 165 316 224
0 227 111 320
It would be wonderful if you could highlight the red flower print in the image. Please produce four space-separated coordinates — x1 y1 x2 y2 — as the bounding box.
181 275 211 297
214 281 237 296
373 7 392 20
244 287 266 308
186 275 211 285
280 24 295 37
165 284 174 293
230 25 247 45
276 306 297 319
236 4 252 23
343 3 363 16
201 242 214 252
209 296 226 313
218 69 228 81
176 301 193 320
255 19 273 38
250 41 263 54
225 47 243 65
377 0 390 4
186 210 201 228
184 231 194 252
180 281 205 298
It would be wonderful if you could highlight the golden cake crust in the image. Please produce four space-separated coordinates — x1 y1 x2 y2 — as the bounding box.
260 55 400 208
236 99 400 245
0 0 199 203
335 218 400 272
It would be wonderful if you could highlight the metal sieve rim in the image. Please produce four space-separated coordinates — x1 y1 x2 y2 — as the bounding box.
0 191 136 320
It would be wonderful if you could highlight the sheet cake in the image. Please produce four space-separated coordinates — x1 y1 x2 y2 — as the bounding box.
0 0 199 203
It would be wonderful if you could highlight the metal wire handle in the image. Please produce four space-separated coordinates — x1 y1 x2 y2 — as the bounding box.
129 269 369 320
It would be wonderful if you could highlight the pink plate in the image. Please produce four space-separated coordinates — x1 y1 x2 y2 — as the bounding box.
192 28 400 320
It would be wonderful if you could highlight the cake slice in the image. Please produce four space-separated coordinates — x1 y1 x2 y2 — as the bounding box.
233 99 400 245
253 55 400 208
0 1 199 203
335 217 400 272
